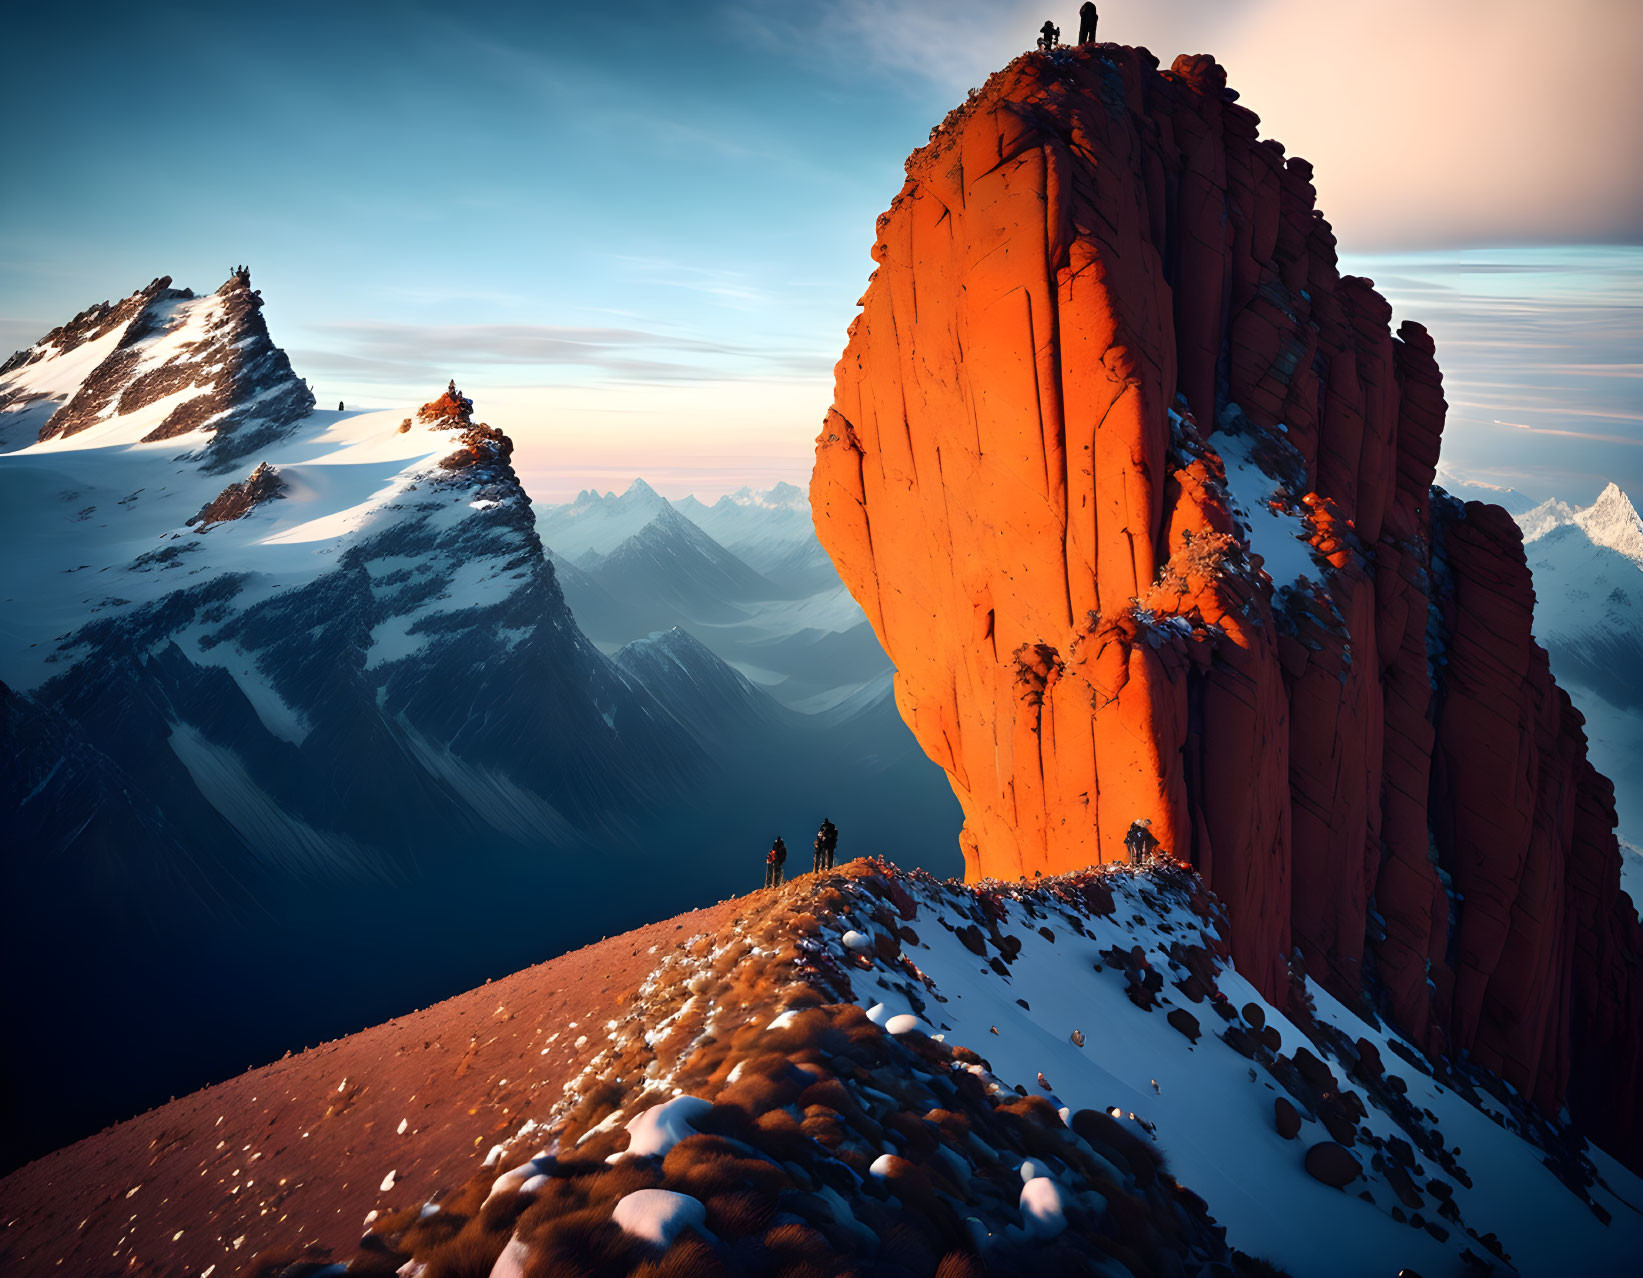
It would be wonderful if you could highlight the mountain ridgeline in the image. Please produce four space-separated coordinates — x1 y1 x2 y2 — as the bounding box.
811 43 1643 1167
0 278 959 1171
3 40 1643 1278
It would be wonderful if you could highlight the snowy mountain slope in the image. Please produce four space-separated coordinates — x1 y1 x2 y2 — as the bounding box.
0 271 312 467
0 364 691 842
316 861 1640 1278
0 278 732 1169
0 274 963 1172
835 869 1639 1276
1512 484 1643 851
1515 498 1577 544
1518 486 1643 684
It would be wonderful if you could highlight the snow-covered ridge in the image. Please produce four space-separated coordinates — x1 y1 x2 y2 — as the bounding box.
345 861 1641 1278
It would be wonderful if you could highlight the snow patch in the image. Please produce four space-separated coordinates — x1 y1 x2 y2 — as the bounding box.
1018 1177 1068 1239
609 1095 710 1162
611 1188 708 1247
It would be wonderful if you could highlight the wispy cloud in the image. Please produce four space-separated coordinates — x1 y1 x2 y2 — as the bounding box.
1492 421 1643 448
293 319 833 388
314 320 751 363
602 255 772 308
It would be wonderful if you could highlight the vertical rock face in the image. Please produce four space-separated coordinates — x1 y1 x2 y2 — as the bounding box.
812 44 1641 1162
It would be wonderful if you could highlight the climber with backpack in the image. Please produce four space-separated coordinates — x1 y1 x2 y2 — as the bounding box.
1037 19 1060 51
766 835 788 888
1124 818 1160 866
813 818 839 873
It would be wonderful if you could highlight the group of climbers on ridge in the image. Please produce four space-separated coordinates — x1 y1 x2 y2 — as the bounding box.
762 814 1160 888
1039 2 1098 51
762 817 841 888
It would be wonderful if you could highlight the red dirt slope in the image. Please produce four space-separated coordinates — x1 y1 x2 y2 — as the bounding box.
0 899 744 1278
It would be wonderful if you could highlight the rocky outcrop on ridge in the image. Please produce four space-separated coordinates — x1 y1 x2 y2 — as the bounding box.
187 460 287 526
811 43 1643 1164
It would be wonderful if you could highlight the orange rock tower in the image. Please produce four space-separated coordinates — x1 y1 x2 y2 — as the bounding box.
812 45 1642 1161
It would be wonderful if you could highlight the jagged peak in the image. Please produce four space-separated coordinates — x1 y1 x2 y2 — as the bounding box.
1575 481 1643 565
0 270 315 467
215 265 258 301
412 383 517 476
1517 496 1579 543
619 476 667 506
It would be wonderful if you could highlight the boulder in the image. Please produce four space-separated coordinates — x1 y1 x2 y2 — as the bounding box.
1304 1141 1361 1189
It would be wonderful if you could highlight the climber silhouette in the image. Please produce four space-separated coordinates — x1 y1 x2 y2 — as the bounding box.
765 835 788 888
1037 19 1060 51
1078 2 1098 45
813 818 838 873
1124 818 1159 866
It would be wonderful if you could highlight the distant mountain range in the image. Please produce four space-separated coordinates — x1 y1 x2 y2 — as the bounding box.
0 274 960 1171
536 478 891 710
1513 481 1643 905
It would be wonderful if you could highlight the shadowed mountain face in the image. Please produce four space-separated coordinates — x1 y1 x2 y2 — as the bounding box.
810 43 1643 1167
0 283 961 1172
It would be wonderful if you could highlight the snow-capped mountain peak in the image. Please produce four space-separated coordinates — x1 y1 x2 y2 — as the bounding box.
1516 483 1643 567
715 479 807 511
1574 481 1643 566
0 269 314 468
1516 496 1579 544
1511 478 1643 847
536 477 672 562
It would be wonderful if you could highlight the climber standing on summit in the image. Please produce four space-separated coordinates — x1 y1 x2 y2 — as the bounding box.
1124 818 1160 866
813 818 839 873
766 835 788 888
1037 19 1060 51
1078 2 1098 45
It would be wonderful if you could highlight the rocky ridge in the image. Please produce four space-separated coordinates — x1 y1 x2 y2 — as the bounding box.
0 268 314 468
205 859 1643 1277
810 43 1643 1165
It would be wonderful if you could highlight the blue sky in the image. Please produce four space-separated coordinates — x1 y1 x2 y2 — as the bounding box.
3 0 1640 502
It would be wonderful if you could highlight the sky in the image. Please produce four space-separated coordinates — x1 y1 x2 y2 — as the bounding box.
2 0 1640 503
